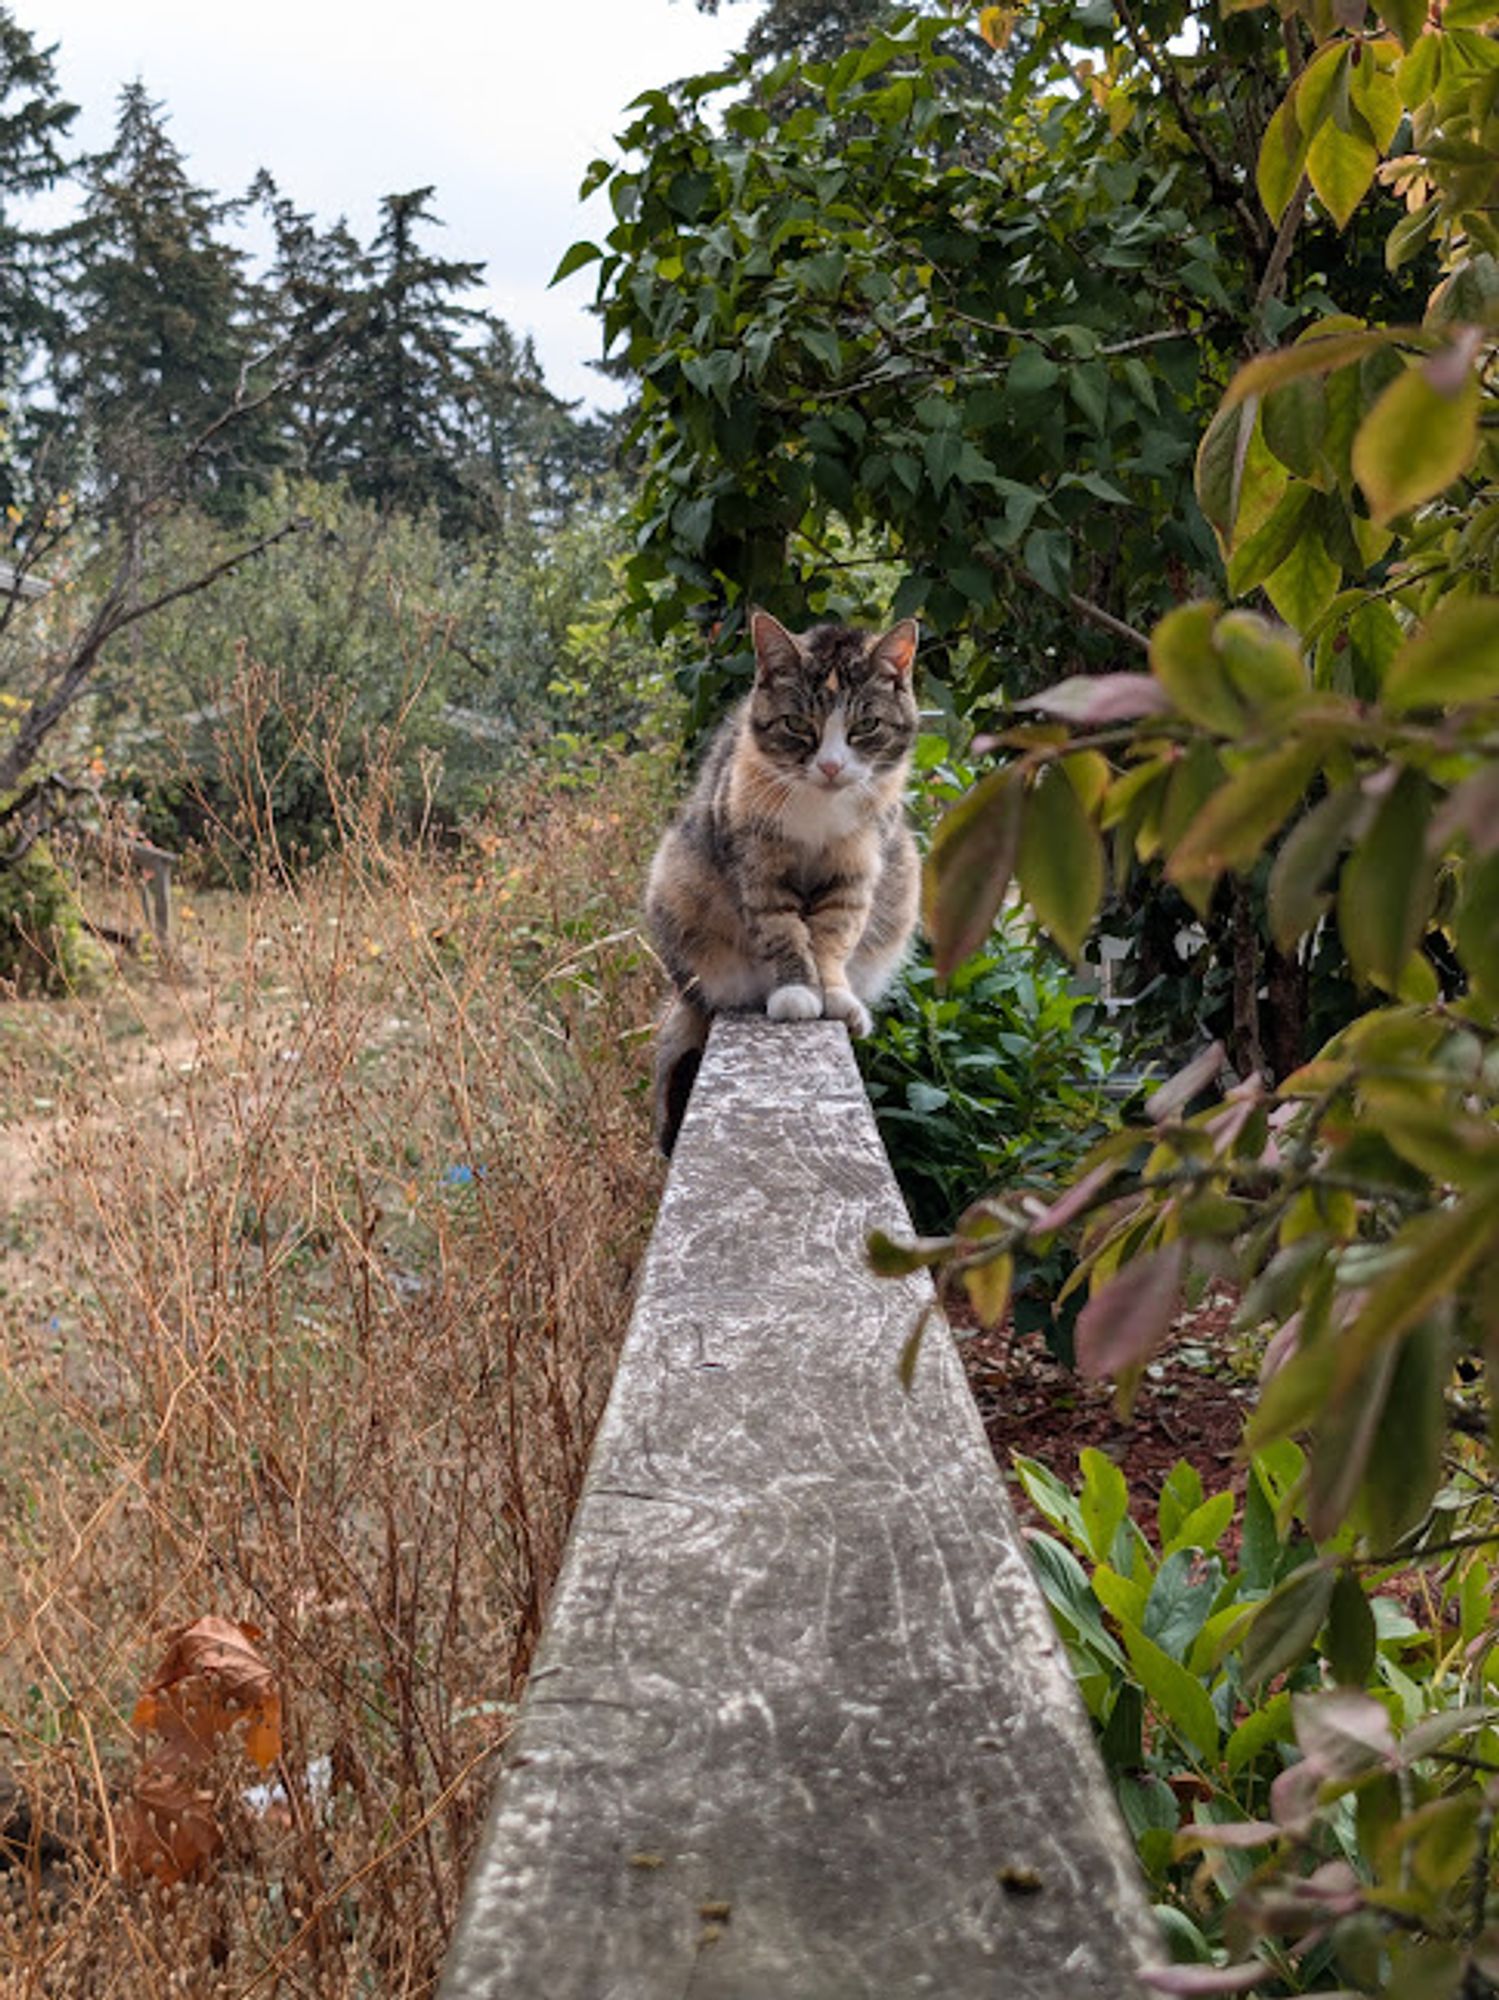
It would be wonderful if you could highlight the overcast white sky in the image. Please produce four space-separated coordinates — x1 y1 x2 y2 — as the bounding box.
15 0 763 410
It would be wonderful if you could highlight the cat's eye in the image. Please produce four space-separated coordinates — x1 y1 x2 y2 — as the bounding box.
847 721 883 746
774 719 818 749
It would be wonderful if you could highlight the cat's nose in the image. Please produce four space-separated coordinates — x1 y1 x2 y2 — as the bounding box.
816 756 845 781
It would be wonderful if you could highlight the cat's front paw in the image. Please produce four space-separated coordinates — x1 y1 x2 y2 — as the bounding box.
822 985 873 1038
766 983 823 1023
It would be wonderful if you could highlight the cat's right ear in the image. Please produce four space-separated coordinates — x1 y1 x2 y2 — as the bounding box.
750 609 801 683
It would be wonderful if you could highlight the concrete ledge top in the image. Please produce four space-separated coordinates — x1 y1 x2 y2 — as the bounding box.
441 1017 1159 1998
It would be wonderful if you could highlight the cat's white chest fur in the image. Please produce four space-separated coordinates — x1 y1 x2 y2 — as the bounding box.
774 780 868 846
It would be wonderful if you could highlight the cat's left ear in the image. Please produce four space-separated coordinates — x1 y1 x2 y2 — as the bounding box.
869 618 919 680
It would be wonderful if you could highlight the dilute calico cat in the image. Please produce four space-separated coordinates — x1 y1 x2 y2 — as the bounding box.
646 608 921 1154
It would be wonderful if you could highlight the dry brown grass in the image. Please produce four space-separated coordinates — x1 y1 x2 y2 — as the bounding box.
0 733 666 1994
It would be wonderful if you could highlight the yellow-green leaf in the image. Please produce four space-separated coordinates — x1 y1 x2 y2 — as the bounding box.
963 1251 1013 1328
1337 767 1433 988
1016 762 1103 960
925 767 1025 979
1354 360 1480 523
1307 116 1379 230
1168 740 1325 894
1258 92 1308 223
1150 601 1246 733
1381 595 1499 711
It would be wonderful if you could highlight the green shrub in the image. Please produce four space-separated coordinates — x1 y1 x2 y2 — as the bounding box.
1023 1444 1499 1997
0 841 97 993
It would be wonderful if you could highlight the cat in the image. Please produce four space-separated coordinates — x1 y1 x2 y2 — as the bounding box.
645 608 921 1155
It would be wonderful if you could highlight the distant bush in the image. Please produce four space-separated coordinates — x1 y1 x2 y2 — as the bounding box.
0 838 98 993
91 478 669 868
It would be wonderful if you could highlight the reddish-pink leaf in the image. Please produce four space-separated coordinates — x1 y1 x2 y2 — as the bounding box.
1146 1042 1226 1123
1026 1158 1124 1236
1142 1965 1273 1996
1017 674 1172 724
1076 1241 1186 1378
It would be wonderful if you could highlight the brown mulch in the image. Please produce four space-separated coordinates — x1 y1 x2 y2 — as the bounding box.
957 1290 1255 1537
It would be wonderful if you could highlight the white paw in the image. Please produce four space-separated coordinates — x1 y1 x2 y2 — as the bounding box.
822 986 873 1037
766 983 822 1023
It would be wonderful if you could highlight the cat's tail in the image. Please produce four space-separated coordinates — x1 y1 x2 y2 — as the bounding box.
654 994 711 1158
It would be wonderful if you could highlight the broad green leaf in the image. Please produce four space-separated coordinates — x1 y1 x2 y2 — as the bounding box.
925 767 1025 979
1165 1490 1237 1558
1382 596 1499 710
1226 1691 1294 1773
1168 740 1324 894
1376 0 1427 47
1243 1563 1337 1690
1360 1318 1448 1547
1227 484 1311 594
1257 92 1308 223
1352 361 1481 523
1120 1621 1221 1760
550 239 604 284
1261 377 1327 481
1268 785 1366 950
1323 1569 1376 1685
1143 1549 1223 1662
1307 115 1379 230
1158 1461 1205 1545
1223 328 1391 410
1215 610 1308 710
1339 1180 1499 1378
1078 1445 1131 1565
1016 761 1103 960
1349 48 1404 149
1150 602 1246 734
1264 526 1341 631
1195 402 1255 545
1336 767 1433 988
1456 853 1499 997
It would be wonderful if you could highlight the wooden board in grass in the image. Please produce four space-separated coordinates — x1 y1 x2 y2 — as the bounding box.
442 1016 1158 1999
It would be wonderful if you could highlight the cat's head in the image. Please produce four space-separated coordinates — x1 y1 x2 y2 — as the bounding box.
746 611 919 794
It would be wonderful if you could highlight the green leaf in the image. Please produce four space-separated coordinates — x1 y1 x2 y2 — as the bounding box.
1226 1691 1294 1773
1381 596 1499 711
1336 767 1433 988
1214 610 1308 711
1264 530 1341 632
1257 92 1308 224
1165 1491 1236 1558
1227 483 1311 593
1307 116 1379 230
1376 0 1427 48
1261 377 1328 481
1078 1446 1130 1565
1268 785 1365 950
1223 328 1391 410
1143 1549 1222 1662
1016 761 1103 960
924 427 964 495
1150 602 1246 734
1195 403 1256 545
1456 853 1499 998
1243 1563 1337 1691
1120 1622 1221 1760
1168 740 1324 895
1360 1318 1448 1547
1339 1180 1499 1378
1022 526 1072 599
1323 1569 1376 1685
925 767 1025 980
1353 362 1481 523
550 239 604 285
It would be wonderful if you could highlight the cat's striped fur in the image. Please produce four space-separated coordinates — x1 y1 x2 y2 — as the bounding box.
646 609 921 1154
